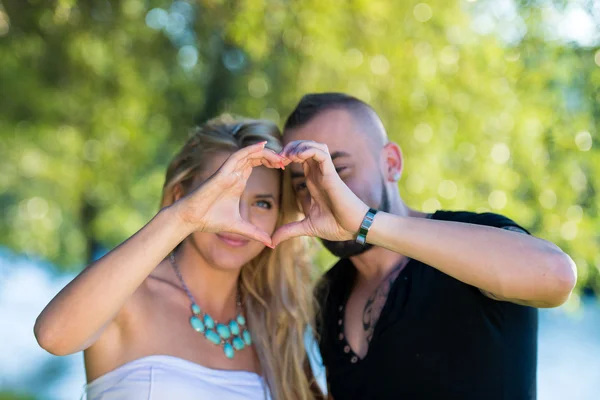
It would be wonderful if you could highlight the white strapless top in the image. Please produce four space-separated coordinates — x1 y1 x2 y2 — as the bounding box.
85 355 271 400
84 329 327 399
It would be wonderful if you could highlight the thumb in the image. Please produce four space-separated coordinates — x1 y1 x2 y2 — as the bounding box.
272 219 310 247
233 220 274 248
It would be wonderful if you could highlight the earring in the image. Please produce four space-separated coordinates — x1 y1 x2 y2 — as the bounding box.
392 172 401 181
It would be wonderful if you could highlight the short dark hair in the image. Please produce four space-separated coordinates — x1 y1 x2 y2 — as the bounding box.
283 92 374 131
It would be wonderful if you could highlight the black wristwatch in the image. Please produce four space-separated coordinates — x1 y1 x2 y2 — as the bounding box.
355 208 378 245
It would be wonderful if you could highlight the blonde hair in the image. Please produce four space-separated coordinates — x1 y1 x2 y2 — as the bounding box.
161 115 319 400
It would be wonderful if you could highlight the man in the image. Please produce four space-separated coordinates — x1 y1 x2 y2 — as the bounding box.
272 93 577 399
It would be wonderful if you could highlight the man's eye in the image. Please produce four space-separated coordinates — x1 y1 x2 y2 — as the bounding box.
335 167 347 174
256 200 272 209
295 182 307 192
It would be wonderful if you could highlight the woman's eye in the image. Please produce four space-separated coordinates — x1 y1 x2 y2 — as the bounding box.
256 200 273 209
335 166 347 174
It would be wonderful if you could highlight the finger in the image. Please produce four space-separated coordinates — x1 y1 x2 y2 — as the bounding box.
230 141 268 163
285 141 329 163
220 142 268 174
270 148 288 170
286 141 329 158
220 148 285 190
244 148 286 169
290 141 328 155
301 161 327 204
280 157 292 168
279 141 300 158
250 156 281 170
272 220 310 247
233 220 274 248
288 146 331 165
280 140 316 159
261 149 287 169
229 153 281 175
257 158 284 169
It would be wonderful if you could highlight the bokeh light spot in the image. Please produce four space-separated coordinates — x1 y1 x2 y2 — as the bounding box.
491 143 511 164
145 8 168 30
488 190 507 209
575 131 592 151
414 3 433 22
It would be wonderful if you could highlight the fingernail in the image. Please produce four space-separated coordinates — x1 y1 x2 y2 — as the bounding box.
280 162 285 170
265 243 275 249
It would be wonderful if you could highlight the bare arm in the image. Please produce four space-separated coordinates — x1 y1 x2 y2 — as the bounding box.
34 143 283 355
33 207 193 355
367 213 577 308
274 140 577 309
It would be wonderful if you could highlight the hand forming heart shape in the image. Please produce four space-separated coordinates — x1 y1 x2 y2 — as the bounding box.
171 140 368 248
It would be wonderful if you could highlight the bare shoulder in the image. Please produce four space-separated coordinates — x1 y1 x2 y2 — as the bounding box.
84 258 174 380
146 258 183 294
125 258 192 322
119 258 182 320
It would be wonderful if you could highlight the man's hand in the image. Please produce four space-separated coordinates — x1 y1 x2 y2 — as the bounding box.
273 140 369 246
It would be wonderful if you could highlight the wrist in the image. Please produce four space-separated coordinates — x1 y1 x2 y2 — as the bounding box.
162 202 201 236
366 212 409 247
355 207 378 245
345 202 370 239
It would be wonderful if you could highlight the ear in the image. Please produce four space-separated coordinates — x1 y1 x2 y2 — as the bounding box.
382 142 403 183
172 183 185 202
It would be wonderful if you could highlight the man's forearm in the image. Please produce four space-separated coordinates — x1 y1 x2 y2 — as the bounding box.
366 212 576 307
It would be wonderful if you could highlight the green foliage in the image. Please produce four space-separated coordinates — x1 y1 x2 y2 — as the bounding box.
0 0 597 296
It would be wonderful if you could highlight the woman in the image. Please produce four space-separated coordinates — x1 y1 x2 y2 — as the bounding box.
34 116 325 399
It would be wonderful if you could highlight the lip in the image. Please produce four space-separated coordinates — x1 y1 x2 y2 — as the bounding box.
216 233 250 248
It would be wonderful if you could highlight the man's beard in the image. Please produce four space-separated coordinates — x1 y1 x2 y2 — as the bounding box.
320 182 391 258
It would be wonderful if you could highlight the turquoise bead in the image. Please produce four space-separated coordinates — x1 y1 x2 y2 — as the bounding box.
191 303 201 315
232 337 245 350
204 314 215 329
216 324 231 339
205 329 221 345
229 321 240 335
236 314 246 325
190 316 205 333
223 343 235 359
242 330 252 346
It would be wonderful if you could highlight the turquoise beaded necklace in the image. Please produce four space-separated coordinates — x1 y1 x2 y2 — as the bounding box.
169 252 252 359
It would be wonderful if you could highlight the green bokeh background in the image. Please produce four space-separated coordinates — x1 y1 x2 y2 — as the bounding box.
0 0 598 300
1 0 599 399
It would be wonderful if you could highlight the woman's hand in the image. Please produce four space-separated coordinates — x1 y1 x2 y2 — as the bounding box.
34 141 286 356
173 141 285 246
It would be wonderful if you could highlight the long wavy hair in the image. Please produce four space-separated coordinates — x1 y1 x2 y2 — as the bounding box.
160 115 319 400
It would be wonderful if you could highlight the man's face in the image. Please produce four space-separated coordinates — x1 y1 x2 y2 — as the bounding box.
284 109 390 258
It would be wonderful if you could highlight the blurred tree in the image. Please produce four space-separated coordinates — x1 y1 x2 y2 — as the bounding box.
0 0 597 297
0 393 35 400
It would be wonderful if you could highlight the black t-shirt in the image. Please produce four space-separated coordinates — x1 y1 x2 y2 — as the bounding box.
316 211 538 400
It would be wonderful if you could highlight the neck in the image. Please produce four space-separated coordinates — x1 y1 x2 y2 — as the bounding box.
173 237 241 320
349 198 428 282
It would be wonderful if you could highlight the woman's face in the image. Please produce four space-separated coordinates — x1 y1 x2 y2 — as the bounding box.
187 151 281 270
